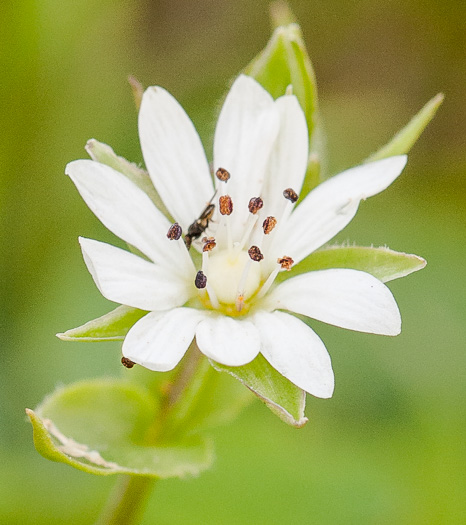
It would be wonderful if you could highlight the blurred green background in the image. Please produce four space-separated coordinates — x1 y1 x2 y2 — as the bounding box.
1 0 465 523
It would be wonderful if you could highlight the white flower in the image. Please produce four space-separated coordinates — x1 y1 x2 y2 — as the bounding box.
66 75 406 399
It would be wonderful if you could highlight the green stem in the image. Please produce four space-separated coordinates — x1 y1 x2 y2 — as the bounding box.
96 344 208 524
95 476 157 525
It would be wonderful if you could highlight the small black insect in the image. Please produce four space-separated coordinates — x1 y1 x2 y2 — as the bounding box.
184 203 215 250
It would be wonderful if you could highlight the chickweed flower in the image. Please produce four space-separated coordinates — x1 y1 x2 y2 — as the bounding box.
66 75 406 398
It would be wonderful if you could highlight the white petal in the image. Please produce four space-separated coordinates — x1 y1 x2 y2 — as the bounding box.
80 237 194 311
66 159 193 273
283 156 408 264
261 95 308 218
253 311 334 398
123 308 206 372
196 315 261 366
213 75 280 240
139 86 214 230
266 269 401 335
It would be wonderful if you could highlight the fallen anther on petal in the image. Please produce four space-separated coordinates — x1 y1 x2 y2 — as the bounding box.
283 188 298 203
195 270 207 289
121 357 135 369
262 216 277 234
202 236 216 252
248 245 264 262
216 167 230 182
166 222 182 240
278 255 294 271
248 196 264 214
219 195 233 215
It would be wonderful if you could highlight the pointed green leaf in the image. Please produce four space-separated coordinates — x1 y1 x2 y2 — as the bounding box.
57 305 147 342
366 93 444 162
211 354 308 428
27 379 213 478
85 139 171 217
277 245 426 284
245 22 324 192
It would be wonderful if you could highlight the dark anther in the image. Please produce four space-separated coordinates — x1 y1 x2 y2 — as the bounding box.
278 256 294 271
216 167 230 182
167 222 182 240
248 197 264 214
195 270 207 289
262 216 277 234
219 195 233 215
121 357 135 369
283 188 298 203
248 245 264 262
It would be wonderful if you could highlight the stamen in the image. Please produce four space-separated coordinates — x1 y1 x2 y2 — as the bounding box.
195 271 207 289
256 267 280 300
216 167 230 182
248 197 264 215
248 245 264 262
262 216 277 234
206 282 220 309
236 213 259 253
167 222 182 240
257 256 295 301
217 195 234 253
283 188 299 203
202 236 216 252
278 255 294 271
219 195 233 215
121 357 135 369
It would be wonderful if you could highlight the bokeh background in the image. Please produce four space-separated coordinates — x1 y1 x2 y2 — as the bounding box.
1 0 465 523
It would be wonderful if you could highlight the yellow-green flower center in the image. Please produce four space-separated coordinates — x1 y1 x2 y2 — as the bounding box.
207 249 261 305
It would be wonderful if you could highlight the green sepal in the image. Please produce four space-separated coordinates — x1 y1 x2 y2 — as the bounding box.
85 139 171 217
211 353 308 428
245 22 324 193
277 245 427 284
365 93 444 163
26 379 213 478
56 305 147 342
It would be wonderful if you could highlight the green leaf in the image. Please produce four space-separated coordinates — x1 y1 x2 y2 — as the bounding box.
365 93 444 162
277 245 427 284
85 139 171 218
57 305 147 342
211 353 307 428
27 379 213 478
245 22 324 192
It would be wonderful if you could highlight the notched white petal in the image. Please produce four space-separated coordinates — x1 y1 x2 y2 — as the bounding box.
253 311 334 398
66 159 193 274
196 315 261 367
261 94 309 218
266 269 402 336
139 86 213 230
123 308 206 372
213 75 280 240
79 237 194 312
284 155 408 263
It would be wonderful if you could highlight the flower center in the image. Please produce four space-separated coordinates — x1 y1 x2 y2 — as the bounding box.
207 249 261 305
167 167 297 317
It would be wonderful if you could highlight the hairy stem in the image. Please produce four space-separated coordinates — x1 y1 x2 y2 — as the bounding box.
95 476 157 525
96 344 206 524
